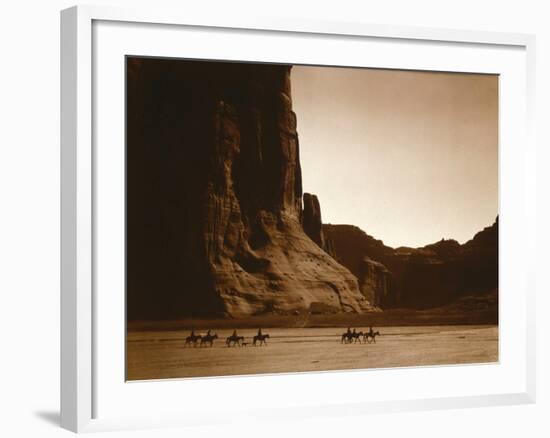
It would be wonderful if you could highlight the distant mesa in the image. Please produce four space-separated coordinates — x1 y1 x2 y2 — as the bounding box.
323 217 499 309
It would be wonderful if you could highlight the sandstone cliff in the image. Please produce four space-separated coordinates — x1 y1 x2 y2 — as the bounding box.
324 218 498 309
127 58 374 319
302 193 325 249
322 224 397 307
358 257 392 307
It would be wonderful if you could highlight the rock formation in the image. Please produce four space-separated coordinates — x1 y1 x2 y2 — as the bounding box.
324 218 498 309
126 58 374 319
358 257 391 307
322 224 394 277
302 193 325 248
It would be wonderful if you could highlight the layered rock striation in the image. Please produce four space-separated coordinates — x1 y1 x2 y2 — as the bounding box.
127 58 374 319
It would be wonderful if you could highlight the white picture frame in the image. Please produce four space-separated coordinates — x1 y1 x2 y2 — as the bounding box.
60 4 536 433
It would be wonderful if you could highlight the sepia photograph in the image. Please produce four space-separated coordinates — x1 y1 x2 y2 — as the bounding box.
126 57 498 381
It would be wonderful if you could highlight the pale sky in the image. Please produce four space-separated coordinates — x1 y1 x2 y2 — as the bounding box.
291 66 498 248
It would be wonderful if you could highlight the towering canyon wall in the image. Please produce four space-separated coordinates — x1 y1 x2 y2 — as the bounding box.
127 58 374 319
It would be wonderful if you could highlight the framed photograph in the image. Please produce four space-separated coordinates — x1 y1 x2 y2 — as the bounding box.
61 5 536 433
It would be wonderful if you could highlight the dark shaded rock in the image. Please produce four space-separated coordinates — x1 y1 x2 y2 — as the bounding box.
322 224 394 277
322 224 398 307
324 218 499 309
358 257 392 306
127 58 374 319
302 193 325 248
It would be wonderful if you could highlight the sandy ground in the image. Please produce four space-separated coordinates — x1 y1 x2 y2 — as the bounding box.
126 325 498 380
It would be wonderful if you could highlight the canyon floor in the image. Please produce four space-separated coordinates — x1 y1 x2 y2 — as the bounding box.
127 325 498 381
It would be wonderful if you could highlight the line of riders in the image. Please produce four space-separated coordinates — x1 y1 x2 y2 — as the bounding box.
341 326 380 344
183 326 380 347
184 328 270 348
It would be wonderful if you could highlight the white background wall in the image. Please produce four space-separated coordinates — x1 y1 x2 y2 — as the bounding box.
0 0 547 436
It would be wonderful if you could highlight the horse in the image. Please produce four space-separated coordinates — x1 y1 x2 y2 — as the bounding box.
252 333 270 346
226 334 244 347
200 333 218 347
364 330 380 343
341 330 362 344
351 331 364 343
341 331 353 344
184 333 202 347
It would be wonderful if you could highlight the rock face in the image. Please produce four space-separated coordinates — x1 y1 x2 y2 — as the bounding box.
358 257 391 307
322 224 394 277
323 224 397 307
324 218 498 309
302 193 325 248
127 58 374 319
